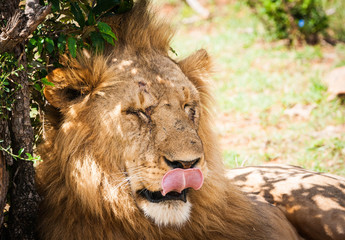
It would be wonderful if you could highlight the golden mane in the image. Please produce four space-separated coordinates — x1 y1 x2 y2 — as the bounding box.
104 0 173 54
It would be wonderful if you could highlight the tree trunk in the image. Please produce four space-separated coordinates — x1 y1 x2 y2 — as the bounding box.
0 149 9 229
6 46 41 239
0 114 12 230
0 1 50 239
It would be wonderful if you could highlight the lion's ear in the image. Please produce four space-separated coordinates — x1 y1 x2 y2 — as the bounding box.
178 49 214 120
44 68 84 109
178 49 212 89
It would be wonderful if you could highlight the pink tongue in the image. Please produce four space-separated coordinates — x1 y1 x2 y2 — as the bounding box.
161 168 204 196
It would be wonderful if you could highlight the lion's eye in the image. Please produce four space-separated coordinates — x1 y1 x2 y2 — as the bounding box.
64 88 85 101
184 104 196 122
126 108 151 122
138 110 149 121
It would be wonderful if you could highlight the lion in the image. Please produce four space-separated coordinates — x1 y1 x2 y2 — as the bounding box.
35 1 341 239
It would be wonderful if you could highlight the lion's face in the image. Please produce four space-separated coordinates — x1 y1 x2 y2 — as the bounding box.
45 52 209 226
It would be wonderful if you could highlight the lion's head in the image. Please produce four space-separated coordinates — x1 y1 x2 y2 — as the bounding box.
43 48 212 227
37 0 223 231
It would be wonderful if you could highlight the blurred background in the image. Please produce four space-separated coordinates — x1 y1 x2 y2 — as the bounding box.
154 0 345 175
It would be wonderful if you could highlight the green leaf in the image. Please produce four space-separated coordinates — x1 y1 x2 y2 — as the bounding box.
68 37 77 58
18 148 24 157
101 33 115 45
29 38 37 46
41 77 55 86
33 83 42 91
116 0 133 14
45 37 55 53
87 11 96 26
49 0 60 12
170 47 178 56
27 38 36 52
90 31 104 52
78 1 92 14
70 2 86 28
37 37 44 55
93 0 121 15
97 22 117 40
57 34 66 53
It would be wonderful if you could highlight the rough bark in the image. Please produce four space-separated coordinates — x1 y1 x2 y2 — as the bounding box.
0 0 20 20
0 0 51 54
0 0 51 239
6 48 41 239
0 116 12 238
0 150 9 228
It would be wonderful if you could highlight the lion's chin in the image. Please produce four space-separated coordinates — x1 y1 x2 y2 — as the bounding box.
140 200 191 227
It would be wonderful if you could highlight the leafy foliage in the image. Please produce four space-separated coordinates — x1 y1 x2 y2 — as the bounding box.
0 53 24 119
0 0 133 157
0 141 42 163
246 0 328 44
28 0 133 67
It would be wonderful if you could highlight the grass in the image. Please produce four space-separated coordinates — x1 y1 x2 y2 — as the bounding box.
157 0 345 176
322 0 345 42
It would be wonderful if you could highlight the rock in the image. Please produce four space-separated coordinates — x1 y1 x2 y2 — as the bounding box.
324 66 345 100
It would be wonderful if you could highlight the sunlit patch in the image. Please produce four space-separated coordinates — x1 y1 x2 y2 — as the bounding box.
141 200 191 227
68 106 77 118
156 75 177 89
61 121 73 133
156 75 165 84
96 91 105 97
286 204 302 214
336 217 345 234
104 103 123 136
72 156 102 205
118 60 133 70
183 86 190 101
131 68 138 75
82 49 91 59
313 194 344 211
102 173 129 204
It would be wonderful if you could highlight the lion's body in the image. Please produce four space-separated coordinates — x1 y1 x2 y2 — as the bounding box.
227 165 345 240
36 1 300 239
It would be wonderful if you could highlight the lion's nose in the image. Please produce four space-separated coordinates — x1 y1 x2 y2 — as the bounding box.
164 157 200 169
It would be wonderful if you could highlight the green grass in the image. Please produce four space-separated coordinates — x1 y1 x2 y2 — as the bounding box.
158 1 345 175
322 0 345 42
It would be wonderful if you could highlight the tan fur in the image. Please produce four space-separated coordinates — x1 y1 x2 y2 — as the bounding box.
227 164 345 240
36 1 300 239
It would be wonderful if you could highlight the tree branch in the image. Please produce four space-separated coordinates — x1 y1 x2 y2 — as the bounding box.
0 2 51 53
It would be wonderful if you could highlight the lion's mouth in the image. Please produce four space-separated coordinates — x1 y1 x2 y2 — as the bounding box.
139 189 188 203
